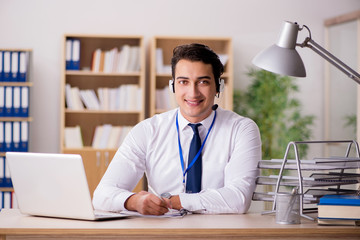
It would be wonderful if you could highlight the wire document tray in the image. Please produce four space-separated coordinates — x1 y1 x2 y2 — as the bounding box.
252 140 360 220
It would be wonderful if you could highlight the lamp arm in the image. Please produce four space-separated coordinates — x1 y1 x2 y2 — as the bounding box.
299 38 360 84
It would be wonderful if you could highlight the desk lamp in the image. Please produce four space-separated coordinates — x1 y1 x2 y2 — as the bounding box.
252 21 360 84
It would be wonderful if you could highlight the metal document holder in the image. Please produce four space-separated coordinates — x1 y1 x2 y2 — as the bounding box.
260 140 360 221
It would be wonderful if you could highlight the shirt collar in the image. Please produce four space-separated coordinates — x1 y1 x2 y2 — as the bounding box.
177 108 216 132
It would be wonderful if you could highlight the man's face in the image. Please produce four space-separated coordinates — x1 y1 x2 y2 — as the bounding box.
174 59 217 123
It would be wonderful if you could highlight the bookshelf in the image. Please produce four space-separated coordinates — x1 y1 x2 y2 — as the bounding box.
149 36 234 116
0 49 32 209
60 35 145 196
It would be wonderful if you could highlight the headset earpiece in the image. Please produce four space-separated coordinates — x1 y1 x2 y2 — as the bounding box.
219 79 225 92
169 79 175 93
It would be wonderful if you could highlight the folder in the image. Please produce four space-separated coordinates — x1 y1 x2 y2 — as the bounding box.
0 51 3 82
11 51 19 82
0 86 4 116
71 39 80 70
65 39 72 70
20 121 28 152
4 86 13 116
18 51 28 82
20 86 29 117
0 122 4 152
4 122 12 152
12 122 20 152
3 51 11 82
13 87 21 117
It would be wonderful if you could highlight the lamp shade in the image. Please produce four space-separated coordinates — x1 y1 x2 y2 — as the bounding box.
252 21 306 77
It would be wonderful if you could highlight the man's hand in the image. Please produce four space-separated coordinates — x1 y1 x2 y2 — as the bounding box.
124 191 171 215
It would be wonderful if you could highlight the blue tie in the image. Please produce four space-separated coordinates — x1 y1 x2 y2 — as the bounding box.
186 123 202 193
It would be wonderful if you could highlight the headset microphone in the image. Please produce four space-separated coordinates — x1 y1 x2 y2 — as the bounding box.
212 104 218 111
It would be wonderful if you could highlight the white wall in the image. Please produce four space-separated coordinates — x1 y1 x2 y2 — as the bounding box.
0 0 359 155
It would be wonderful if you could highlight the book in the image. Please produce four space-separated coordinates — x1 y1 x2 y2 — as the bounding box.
64 126 83 148
318 195 360 220
319 194 360 206
318 218 360 226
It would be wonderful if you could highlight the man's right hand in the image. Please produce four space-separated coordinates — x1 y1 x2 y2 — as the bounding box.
124 191 171 215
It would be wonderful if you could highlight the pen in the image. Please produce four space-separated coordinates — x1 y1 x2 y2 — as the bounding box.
148 185 187 217
148 185 162 200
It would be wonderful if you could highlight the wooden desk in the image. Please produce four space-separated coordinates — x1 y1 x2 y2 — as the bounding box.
0 209 359 240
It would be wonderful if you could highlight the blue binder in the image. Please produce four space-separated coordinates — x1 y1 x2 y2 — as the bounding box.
20 87 29 117
12 87 21 117
66 39 72 70
18 51 28 82
4 157 12 188
3 51 11 82
11 52 19 82
4 86 13 117
0 86 4 116
20 121 28 152
12 122 20 152
0 157 4 187
0 51 3 82
71 39 81 70
1 192 4 208
4 122 12 152
0 122 4 152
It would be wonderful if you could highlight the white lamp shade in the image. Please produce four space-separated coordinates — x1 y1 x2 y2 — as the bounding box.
252 44 306 77
252 21 307 77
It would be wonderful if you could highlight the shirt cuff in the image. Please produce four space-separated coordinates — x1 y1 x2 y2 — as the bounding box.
116 191 136 212
179 192 205 212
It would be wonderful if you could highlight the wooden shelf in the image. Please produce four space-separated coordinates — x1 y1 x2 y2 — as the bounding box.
60 35 146 195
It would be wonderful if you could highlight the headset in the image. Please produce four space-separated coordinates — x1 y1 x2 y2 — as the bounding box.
169 79 225 96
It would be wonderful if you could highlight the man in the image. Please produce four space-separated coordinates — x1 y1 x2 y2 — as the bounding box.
93 43 261 215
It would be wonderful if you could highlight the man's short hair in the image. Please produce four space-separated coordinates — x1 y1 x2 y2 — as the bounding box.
171 43 224 92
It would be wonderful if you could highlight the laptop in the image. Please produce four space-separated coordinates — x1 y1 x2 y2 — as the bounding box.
6 152 129 221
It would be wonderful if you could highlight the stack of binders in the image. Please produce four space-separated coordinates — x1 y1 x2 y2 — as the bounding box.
0 121 29 153
0 51 29 82
0 86 29 117
318 194 360 226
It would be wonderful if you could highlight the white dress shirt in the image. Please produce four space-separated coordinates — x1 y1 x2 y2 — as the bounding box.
92 107 261 214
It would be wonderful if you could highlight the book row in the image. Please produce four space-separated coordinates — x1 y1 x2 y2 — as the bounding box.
0 157 12 188
0 121 29 153
92 124 132 149
0 86 29 117
64 124 132 149
0 51 29 82
0 191 17 209
91 45 141 73
65 84 142 111
155 86 178 111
